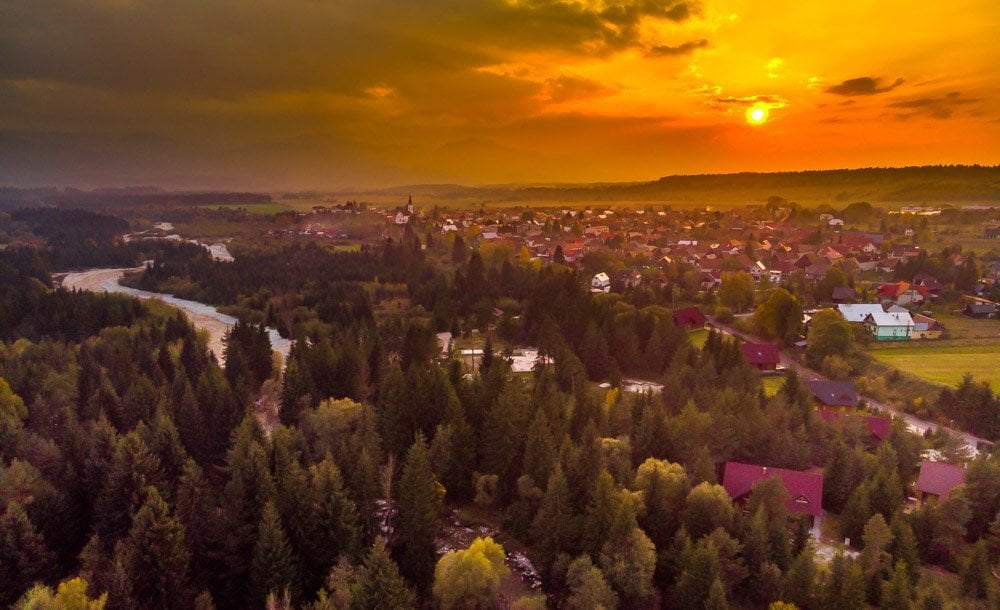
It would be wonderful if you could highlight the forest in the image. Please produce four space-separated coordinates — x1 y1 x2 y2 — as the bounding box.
1 208 998 609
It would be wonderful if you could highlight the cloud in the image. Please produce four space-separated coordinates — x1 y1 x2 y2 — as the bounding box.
539 75 615 103
887 92 980 119
648 39 709 57
711 94 786 108
824 76 904 96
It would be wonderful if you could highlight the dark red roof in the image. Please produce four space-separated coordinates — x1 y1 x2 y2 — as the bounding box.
916 461 965 500
818 409 891 440
722 462 824 517
740 342 781 365
673 306 707 328
805 380 858 407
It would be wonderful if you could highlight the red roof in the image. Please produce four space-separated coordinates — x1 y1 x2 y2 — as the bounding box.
916 461 965 500
818 409 891 440
740 342 781 365
722 462 824 517
673 306 707 328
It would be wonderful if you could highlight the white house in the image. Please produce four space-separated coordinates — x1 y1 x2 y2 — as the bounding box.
837 303 885 323
591 272 611 293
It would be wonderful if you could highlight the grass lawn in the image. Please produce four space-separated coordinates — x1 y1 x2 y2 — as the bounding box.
689 328 709 349
869 343 1000 389
761 375 785 397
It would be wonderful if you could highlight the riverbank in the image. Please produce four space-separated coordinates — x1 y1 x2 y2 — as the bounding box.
61 267 290 363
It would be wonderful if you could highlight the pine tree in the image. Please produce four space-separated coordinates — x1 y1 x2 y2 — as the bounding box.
582 470 619 556
353 538 415 610
530 465 580 575
394 433 442 591
93 432 165 549
880 561 913 610
117 487 191 609
704 577 730 610
889 516 921 587
302 455 361 595
250 501 299 605
960 540 991 599
0 502 54 606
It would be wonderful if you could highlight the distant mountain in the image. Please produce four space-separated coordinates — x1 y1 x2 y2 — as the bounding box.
357 165 1000 207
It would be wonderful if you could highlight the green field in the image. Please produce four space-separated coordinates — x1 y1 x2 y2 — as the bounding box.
689 328 709 349
869 343 1000 389
198 203 290 215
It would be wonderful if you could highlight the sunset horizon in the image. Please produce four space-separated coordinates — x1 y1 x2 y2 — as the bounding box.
2 0 998 190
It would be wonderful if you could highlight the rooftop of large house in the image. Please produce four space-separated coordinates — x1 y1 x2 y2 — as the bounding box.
915 461 965 500
740 342 781 366
837 303 885 322
722 462 824 517
805 379 859 407
865 311 915 327
673 306 707 329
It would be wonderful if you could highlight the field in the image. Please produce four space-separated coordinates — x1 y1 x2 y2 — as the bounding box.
196 203 290 215
761 375 785 397
689 328 709 349
869 343 1000 389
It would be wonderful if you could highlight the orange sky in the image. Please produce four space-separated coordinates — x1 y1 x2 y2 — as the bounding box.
1 0 998 189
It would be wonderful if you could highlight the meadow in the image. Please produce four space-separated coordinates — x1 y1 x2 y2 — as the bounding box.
869 343 1000 389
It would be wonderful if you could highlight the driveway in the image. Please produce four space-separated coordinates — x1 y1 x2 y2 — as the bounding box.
705 317 991 457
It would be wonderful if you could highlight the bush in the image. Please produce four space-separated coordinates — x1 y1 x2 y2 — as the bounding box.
714 306 734 324
821 354 852 380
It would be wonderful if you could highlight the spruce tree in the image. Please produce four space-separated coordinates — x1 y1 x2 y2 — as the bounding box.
394 433 442 591
250 501 299 605
0 502 54 606
353 538 415 610
117 487 191 609
530 465 580 575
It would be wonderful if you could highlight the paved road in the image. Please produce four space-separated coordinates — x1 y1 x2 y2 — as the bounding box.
705 317 992 457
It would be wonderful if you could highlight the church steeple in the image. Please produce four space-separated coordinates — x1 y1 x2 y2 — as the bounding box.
406 194 414 213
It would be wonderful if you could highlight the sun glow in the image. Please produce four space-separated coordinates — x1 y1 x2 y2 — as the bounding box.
747 106 768 125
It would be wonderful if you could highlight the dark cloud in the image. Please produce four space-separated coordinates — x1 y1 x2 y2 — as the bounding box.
824 76 904 96
887 92 980 119
648 39 709 57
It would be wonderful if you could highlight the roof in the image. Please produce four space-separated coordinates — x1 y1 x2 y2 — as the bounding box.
722 462 824 517
916 461 965 500
740 342 781 365
805 379 858 407
818 409 891 440
837 303 885 323
592 272 610 284
673 306 707 328
831 286 856 301
865 311 915 328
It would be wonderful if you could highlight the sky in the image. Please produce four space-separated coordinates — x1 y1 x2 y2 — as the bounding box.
1 0 998 190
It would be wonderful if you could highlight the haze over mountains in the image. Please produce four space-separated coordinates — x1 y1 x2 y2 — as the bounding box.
3 165 998 209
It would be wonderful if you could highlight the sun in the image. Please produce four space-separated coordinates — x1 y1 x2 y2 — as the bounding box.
746 105 769 125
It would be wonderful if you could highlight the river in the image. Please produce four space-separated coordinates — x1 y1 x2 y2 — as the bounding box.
61 267 291 364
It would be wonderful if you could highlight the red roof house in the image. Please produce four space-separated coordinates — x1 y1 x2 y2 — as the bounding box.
740 342 781 371
722 462 824 520
673 306 708 329
818 409 891 441
915 461 965 501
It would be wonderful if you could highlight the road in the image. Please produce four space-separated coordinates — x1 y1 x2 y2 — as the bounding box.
705 317 991 457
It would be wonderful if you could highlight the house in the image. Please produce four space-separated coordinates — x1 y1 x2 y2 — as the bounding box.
964 302 999 318
591 272 611 293
818 409 891 442
614 268 643 289
394 212 410 225
864 311 914 341
984 225 1000 239
877 282 927 306
722 462 824 528
915 461 965 502
911 314 943 340
837 303 885 323
805 379 859 408
740 342 782 371
673 307 708 329
831 286 857 304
